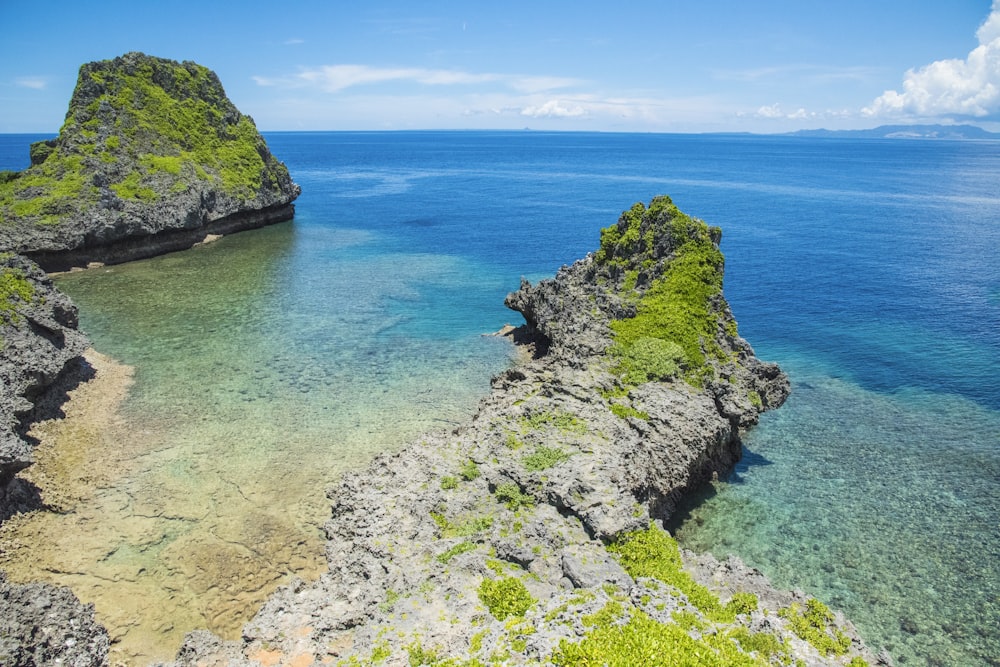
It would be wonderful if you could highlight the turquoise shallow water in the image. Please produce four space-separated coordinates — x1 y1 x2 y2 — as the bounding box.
2 131 999 665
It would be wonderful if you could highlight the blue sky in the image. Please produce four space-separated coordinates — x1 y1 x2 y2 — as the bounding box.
1 1 998 133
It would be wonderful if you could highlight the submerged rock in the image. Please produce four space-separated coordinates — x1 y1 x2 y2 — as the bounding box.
0 52 300 271
162 198 886 666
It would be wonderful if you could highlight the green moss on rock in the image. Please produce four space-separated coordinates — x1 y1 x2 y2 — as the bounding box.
0 262 35 328
478 576 535 620
597 197 729 387
0 52 298 259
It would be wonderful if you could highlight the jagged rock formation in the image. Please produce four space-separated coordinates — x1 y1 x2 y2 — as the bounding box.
0 52 300 271
0 254 100 666
0 572 110 667
0 253 89 491
160 199 887 666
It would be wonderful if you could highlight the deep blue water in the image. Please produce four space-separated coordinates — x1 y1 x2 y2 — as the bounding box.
2 131 998 666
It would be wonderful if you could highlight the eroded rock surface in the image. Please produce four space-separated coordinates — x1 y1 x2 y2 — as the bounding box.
0 253 90 491
0 52 300 271
161 199 886 666
0 571 110 667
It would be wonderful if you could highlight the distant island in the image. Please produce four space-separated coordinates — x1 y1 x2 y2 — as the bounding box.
784 124 1000 141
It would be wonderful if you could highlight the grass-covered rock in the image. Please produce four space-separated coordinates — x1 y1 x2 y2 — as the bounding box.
160 200 884 667
0 52 300 270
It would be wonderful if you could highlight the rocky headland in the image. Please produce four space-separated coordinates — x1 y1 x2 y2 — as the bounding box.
0 52 300 272
156 197 888 666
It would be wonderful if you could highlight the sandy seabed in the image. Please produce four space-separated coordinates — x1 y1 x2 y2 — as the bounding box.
0 349 326 666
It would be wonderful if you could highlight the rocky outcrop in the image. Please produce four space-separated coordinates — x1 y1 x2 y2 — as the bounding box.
0 253 89 491
0 52 300 271
161 199 885 666
0 256 111 667
0 572 110 667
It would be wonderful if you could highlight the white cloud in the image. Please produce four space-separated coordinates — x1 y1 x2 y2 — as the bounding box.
15 77 47 90
864 3 1000 118
755 103 785 119
254 65 584 97
520 100 586 118
254 64 500 92
284 38 305 45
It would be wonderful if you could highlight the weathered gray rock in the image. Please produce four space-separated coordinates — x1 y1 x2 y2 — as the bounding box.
0 52 300 271
0 572 110 667
0 253 90 487
161 199 885 666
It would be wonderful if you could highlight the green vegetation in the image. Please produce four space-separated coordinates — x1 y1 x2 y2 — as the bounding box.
748 390 763 409
430 510 493 538
596 197 730 387
0 53 291 229
551 606 769 667
1 264 35 329
494 482 535 511
440 476 459 490
522 445 572 471
519 410 588 435
608 402 650 421
458 460 481 481
407 641 441 666
726 592 760 616
779 598 852 656
478 576 536 620
436 541 477 564
612 337 686 385
0 153 90 225
608 525 756 624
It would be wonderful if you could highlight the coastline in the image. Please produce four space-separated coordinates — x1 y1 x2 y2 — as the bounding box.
1 197 891 665
160 200 886 666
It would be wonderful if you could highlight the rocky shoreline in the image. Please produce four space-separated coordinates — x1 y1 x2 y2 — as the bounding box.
0 197 892 666
155 198 888 666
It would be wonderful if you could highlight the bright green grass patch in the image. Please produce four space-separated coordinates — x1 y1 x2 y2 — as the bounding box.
458 459 481 481
608 525 743 623
522 445 572 471
429 511 493 538
478 576 535 620
598 197 728 387
494 482 535 511
608 402 650 421
551 606 769 667
110 171 158 201
436 541 477 564
779 598 851 656
1 265 35 326
519 410 588 435
0 154 90 224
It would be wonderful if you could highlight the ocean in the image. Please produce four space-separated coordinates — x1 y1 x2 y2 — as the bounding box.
1 131 997 666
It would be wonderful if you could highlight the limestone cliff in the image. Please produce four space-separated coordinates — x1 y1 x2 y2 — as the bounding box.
0 52 300 271
0 253 89 489
162 199 887 666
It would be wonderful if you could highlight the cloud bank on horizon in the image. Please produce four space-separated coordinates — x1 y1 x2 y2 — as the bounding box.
244 3 1000 132
864 1 1000 121
0 2 998 133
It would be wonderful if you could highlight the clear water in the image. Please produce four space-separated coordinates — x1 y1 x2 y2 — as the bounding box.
1 132 998 666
